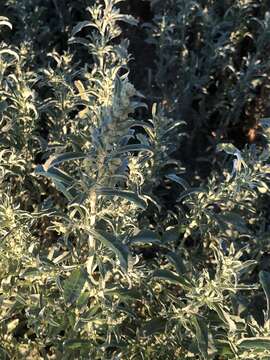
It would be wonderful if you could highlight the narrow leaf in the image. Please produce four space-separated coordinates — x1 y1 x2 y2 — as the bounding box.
152 269 191 290
259 271 270 321
0 17 12 29
237 337 270 350
113 144 153 157
166 251 186 274
177 188 207 202
96 188 147 210
104 287 141 300
64 339 92 350
71 21 93 37
63 268 87 306
0 49 19 61
129 230 161 245
86 229 129 271
217 143 240 156
165 174 189 190
212 304 236 332
193 316 208 359
35 165 74 186
44 152 86 170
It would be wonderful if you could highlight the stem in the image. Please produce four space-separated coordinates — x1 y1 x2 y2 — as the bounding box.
86 190 97 283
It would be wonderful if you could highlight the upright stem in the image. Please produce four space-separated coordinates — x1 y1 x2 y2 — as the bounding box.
86 190 97 281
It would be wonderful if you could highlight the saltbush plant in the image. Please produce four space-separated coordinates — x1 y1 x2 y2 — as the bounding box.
146 0 270 172
1 1 270 359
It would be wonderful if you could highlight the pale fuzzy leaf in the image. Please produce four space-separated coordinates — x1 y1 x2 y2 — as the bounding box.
237 337 270 350
0 17 12 29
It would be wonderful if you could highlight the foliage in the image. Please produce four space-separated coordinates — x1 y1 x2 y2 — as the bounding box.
1 1 270 359
146 0 270 169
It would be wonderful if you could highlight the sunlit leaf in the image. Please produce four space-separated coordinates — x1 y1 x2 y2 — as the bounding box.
237 337 270 350
0 17 12 29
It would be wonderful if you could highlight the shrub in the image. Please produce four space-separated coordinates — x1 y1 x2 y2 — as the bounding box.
1 1 270 359
146 0 270 169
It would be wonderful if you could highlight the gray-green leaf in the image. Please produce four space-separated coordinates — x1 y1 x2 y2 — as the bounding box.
152 269 191 290
87 229 129 271
259 271 270 321
96 188 147 210
129 230 161 245
63 268 87 306
237 337 270 350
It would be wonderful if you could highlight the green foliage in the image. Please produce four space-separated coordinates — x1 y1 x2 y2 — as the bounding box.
146 0 270 167
1 0 270 359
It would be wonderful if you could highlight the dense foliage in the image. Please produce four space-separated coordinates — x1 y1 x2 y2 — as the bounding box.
1 0 270 359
